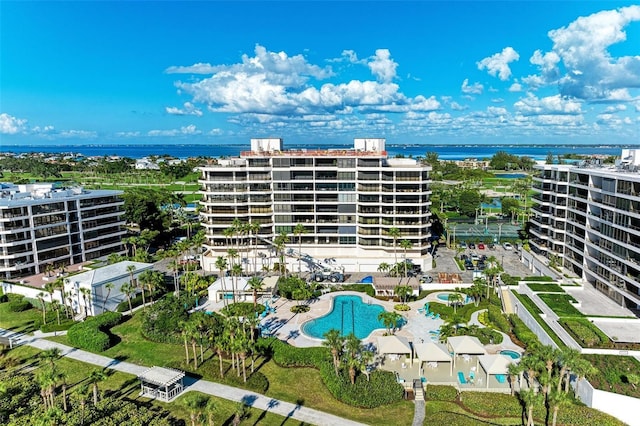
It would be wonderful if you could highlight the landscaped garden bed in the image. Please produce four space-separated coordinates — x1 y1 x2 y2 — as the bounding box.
584 354 640 399
538 293 583 317
526 282 565 293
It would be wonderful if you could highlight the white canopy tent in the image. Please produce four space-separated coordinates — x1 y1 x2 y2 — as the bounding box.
377 335 413 364
414 341 453 376
477 354 513 388
446 335 486 367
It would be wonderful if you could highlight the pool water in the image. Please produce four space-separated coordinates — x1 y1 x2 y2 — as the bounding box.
500 350 521 359
302 295 387 340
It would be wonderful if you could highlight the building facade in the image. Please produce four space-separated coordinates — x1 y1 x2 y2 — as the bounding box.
199 138 433 273
0 183 126 280
530 149 640 311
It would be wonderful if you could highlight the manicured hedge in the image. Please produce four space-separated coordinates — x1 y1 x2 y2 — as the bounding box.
221 302 265 317
487 305 511 334
508 314 540 348
334 284 375 297
140 294 190 344
67 311 122 352
526 283 565 293
522 276 554 282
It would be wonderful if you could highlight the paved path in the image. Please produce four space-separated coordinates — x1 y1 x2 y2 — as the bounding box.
4 330 368 426
412 400 425 426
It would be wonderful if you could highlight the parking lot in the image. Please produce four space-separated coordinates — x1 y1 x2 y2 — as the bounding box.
429 243 532 284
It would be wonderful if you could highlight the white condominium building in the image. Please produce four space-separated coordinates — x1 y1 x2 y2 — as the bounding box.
0 183 126 280
199 138 433 273
530 149 640 310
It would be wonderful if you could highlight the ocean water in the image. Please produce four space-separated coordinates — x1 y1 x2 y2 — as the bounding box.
1 143 634 161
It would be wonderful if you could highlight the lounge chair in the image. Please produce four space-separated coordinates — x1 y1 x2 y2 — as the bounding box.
457 372 467 384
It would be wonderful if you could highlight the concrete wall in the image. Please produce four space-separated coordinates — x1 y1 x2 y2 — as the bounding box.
1 282 64 304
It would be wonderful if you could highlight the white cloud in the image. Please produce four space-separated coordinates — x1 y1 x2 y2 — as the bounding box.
531 6 640 100
148 125 201 137
450 102 466 111
0 113 27 134
115 131 142 138
165 63 219 74
514 94 582 116
58 130 98 138
367 49 398 83
165 102 203 117
461 79 483 95
477 47 520 81
508 82 523 92
604 104 627 113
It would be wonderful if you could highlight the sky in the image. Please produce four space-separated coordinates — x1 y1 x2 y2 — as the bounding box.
1 1 640 147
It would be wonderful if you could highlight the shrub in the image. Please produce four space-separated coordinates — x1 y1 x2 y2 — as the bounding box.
67 311 122 352
140 294 189 344
394 304 410 311
561 319 608 348
116 289 164 312
425 385 457 401
222 302 264 317
334 284 375 297
509 314 540 348
8 296 31 312
487 305 511 334
538 293 582 317
500 273 521 286
290 305 310 314
40 319 75 333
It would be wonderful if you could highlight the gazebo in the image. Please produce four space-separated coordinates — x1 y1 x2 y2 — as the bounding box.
414 341 453 376
477 354 513 388
138 366 185 402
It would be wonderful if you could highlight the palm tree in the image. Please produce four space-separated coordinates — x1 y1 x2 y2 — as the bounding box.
215 256 229 306
179 320 191 365
322 329 344 376
79 287 91 318
378 311 402 335
520 388 542 426
230 263 243 304
399 239 412 278
344 333 363 385
507 362 522 396
247 276 263 311
37 292 47 325
183 393 208 426
273 231 289 277
448 292 464 313
533 344 558 394
468 278 486 306
120 282 135 313
102 282 115 312
50 300 62 325
248 221 261 275
88 369 107 405
572 358 597 395
139 269 164 303
377 262 391 276
549 387 571 426
39 348 61 370
205 397 217 426
126 263 136 292
388 227 401 265
293 223 306 275
556 347 580 393
394 285 411 305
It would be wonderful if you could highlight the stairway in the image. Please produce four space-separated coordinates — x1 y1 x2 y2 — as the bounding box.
501 287 514 314
413 379 424 401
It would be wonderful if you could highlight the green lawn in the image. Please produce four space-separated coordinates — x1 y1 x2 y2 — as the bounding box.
537 293 583 317
0 296 48 334
1 346 306 425
526 283 565 293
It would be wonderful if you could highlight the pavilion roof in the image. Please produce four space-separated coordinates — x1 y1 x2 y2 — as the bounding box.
138 366 185 387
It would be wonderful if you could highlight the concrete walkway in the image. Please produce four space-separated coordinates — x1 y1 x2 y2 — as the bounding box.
4 330 368 426
412 400 425 426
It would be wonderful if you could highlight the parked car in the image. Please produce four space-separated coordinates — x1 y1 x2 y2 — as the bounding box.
420 275 433 284
464 260 475 270
477 243 485 250
488 243 496 250
468 242 476 249
503 242 514 250
459 241 467 249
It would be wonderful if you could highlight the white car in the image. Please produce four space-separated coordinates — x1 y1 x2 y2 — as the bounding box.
503 242 514 250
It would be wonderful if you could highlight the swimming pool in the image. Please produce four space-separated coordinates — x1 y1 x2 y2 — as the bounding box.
437 292 467 302
301 295 387 340
500 349 521 360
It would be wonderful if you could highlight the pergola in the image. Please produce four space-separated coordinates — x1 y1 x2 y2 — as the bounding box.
138 366 185 402
446 335 486 367
477 354 513 388
414 341 453 376
377 335 413 363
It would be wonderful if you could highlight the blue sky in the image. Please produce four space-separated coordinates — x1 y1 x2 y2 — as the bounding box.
1 1 639 146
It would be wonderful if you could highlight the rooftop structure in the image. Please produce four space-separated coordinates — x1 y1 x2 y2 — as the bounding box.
0 182 126 279
529 149 640 311
199 138 433 273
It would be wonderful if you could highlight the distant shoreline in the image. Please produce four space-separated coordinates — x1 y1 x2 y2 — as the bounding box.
1 143 634 161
